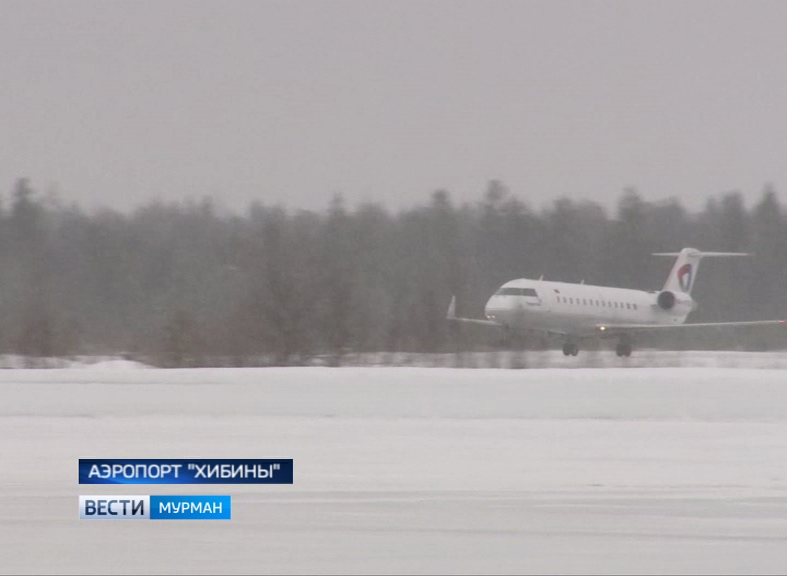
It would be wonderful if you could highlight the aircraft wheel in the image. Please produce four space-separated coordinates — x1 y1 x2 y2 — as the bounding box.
562 343 572 356
571 345 579 356
616 343 632 357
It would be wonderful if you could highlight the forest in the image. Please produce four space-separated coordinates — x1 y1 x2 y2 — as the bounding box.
2 178 786 366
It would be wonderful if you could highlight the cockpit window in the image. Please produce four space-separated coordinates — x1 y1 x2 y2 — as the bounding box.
495 287 539 297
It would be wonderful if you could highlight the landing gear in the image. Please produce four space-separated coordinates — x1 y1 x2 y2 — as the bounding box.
615 342 632 357
562 342 579 356
499 325 513 347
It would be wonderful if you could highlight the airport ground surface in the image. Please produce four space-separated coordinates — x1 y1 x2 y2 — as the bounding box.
2 357 787 574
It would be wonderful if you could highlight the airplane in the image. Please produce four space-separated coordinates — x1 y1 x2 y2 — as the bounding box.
447 247 785 357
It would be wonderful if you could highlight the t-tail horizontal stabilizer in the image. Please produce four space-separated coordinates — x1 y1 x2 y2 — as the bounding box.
653 248 751 295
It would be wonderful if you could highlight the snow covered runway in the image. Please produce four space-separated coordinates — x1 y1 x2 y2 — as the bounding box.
2 363 787 573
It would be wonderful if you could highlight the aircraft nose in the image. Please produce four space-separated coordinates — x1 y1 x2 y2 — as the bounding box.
484 296 500 320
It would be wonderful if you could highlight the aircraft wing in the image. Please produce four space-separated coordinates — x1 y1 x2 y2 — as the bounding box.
594 319 786 336
446 296 501 327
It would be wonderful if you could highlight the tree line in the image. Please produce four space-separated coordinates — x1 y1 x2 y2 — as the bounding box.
1 178 785 365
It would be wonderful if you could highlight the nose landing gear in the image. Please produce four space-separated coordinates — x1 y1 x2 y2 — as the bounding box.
562 342 579 356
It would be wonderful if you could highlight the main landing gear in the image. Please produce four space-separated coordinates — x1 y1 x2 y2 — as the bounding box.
615 340 632 357
562 340 632 357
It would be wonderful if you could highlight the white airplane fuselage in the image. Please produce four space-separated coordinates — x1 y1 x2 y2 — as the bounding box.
483 279 692 336
449 248 784 356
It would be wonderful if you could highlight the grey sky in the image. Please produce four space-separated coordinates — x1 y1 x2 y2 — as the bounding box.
2 0 787 213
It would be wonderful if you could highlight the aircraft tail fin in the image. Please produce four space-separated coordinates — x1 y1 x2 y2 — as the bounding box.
653 248 749 294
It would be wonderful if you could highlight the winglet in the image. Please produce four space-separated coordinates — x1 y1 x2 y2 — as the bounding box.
447 295 457 320
446 295 501 327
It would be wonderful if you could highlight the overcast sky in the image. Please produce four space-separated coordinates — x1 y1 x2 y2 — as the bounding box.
2 0 787 213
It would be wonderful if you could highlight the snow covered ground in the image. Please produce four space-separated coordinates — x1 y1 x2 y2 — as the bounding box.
5 348 787 370
0 354 151 370
2 364 787 574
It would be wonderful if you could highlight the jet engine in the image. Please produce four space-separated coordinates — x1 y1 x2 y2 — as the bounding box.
656 290 676 310
656 290 695 313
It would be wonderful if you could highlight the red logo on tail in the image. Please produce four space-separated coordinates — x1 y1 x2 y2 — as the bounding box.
677 264 692 292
